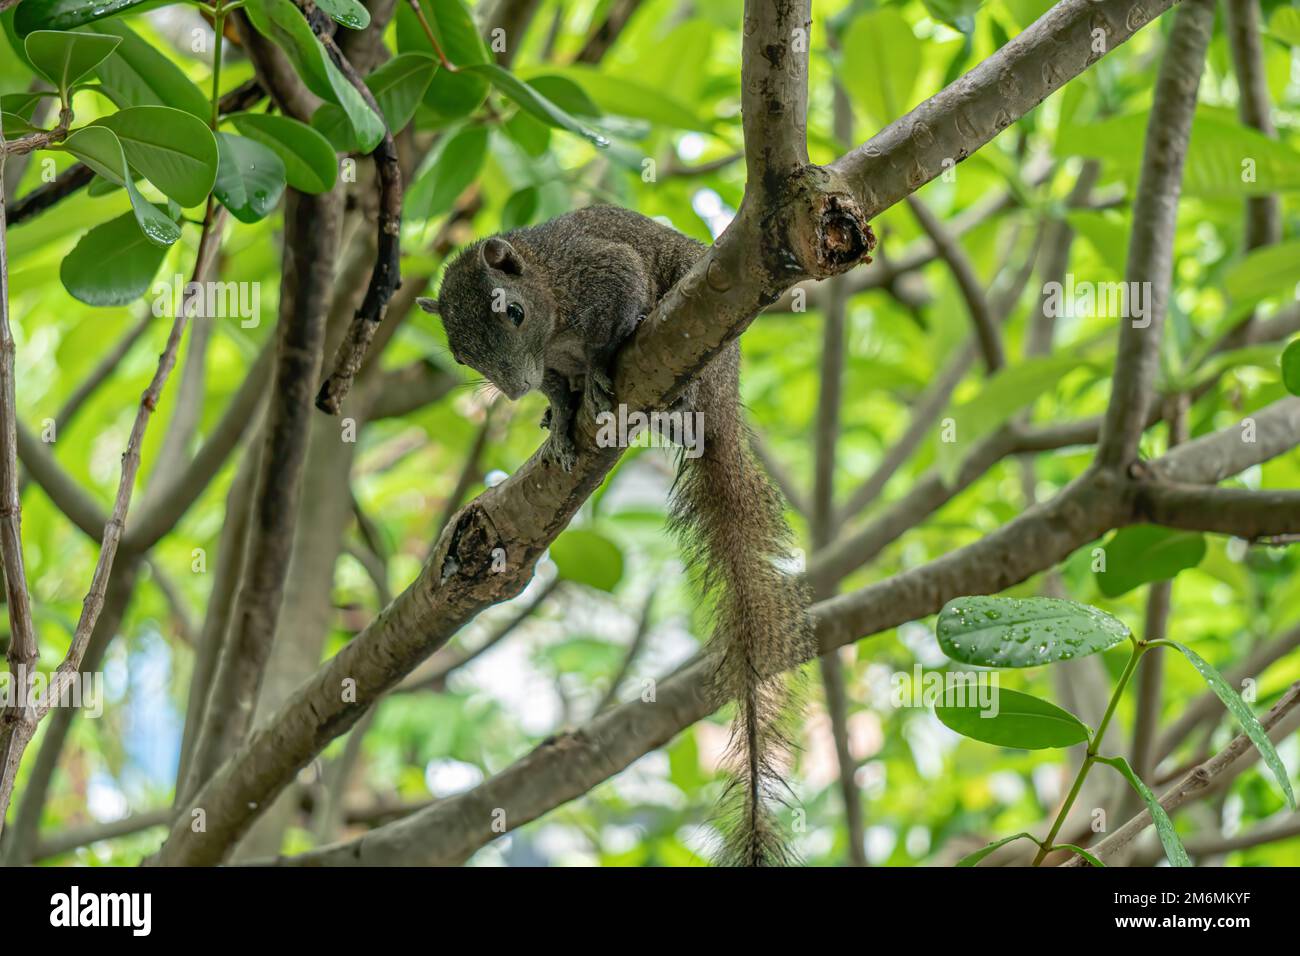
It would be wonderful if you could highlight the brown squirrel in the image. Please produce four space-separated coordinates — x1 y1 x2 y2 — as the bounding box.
418 205 811 865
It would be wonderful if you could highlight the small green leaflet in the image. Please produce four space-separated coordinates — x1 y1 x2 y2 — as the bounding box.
936 596 1129 667
314 0 370 30
1094 525 1206 598
1168 642 1296 810
1097 755 1190 867
1284 340 1300 397
956 832 1039 867
24 29 120 95
549 529 623 593
213 132 287 224
228 113 338 194
936 687 1090 750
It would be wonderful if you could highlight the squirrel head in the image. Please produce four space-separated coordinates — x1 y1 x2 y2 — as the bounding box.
419 236 556 400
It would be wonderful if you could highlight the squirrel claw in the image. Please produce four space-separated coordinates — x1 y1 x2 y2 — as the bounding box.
540 407 552 431
541 430 577 472
585 369 615 415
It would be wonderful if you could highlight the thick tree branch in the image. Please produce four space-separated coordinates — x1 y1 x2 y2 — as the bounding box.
1096 0 1212 469
1224 0 1280 251
182 188 342 797
829 0 1183 220
1134 483 1300 539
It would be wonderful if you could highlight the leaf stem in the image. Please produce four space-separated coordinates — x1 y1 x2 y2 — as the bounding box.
211 1 226 132
1031 639 1145 865
405 0 458 71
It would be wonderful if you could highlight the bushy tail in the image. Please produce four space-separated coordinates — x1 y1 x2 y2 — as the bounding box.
667 350 812 867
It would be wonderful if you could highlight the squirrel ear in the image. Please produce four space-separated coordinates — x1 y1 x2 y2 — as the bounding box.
481 237 523 276
416 297 440 315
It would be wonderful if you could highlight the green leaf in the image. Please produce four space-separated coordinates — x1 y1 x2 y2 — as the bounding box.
1270 7 1300 45
551 66 709 132
937 596 1130 667
922 0 983 33
314 0 370 30
60 207 170 305
14 0 148 36
1058 113 1300 197
1283 340 1300 397
1 91 55 120
405 124 487 221
937 687 1090 749
1 111 42 138
366 52 437 131
60 125 181 245
87 20 211 120
463 62 608 148
501 186 538 230
1095 525 1207 598
525 75 601 117
955 832 1041 867
1168 642 1296 810
840 9 920 127
1097 755 1190 867
313 52 437 149
936 351 1095 487
90 105 218 208
1224 240 1300 308
213 132 286 224
549 529 623 592
228 112 337 193
501 109 550 157
24 29 120 94
397 0 489 124
1054 844 1104 867
244 0 385 152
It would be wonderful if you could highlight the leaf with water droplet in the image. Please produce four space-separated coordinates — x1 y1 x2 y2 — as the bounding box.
14 0 148 36
1097 755 1189 867
936 596 1128 668
213 132 287 225
463 62 610 149
314 0 370 30
1168 642 1296 810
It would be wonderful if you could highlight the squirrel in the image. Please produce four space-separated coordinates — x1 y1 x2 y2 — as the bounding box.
418 205 812 866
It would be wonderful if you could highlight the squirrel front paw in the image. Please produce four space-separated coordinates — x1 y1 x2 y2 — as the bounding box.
584 368 615 416
541 428 577 472
539 407 552 431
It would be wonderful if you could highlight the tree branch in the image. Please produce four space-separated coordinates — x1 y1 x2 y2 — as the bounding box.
181 188 342 796
1095 0 1212 469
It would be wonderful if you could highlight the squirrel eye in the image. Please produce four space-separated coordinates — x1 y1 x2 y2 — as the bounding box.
506 302 525 327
